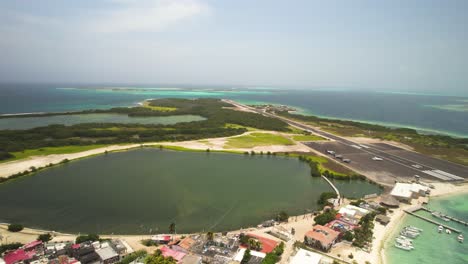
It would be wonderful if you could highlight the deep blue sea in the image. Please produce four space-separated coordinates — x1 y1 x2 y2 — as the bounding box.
0 83 467 137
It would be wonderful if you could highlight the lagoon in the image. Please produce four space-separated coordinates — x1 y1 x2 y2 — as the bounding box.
0 149 380 234
0 113 206 130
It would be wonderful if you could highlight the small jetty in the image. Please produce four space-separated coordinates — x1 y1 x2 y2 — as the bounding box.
420 206 468 226
321 175 341 200
404 206 462 233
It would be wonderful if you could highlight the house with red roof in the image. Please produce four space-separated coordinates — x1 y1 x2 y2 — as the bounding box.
3 249 36 264
160 246 187 263
304 225 340 252
245 233 279 253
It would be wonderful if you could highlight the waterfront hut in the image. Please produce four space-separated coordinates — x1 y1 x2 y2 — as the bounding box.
375 214 390 226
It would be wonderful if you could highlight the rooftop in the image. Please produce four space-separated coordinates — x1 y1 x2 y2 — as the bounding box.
246 234 279 253
3 249 36 264
160 246 186 262
96 246 118 261
305 225 340 246
289 249 322 264
390 183 430 198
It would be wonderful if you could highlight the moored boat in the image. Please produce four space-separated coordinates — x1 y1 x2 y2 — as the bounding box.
394 241 414 251
458 234 464 243
438 225 444 233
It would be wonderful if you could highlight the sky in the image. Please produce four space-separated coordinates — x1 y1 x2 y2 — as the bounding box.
0 0 467 93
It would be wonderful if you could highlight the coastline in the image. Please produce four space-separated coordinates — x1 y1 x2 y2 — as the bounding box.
376 182 468 264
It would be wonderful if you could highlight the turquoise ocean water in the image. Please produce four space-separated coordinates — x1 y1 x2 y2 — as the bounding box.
0 84 467 137
385 193 468 264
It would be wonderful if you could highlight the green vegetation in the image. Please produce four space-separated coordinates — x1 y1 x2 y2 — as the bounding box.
343 231 354 242
141 239 159 247
145 249 176 264
241 249 252 264
118 250 147 264
317 192 337 208
352 212 376 248
0 243 23 254
276 211 289 222
225 133 293 148
247 238 263 251
314 210 337 225
277 111 468 166
291 134 325 141
75 234 100 244
2 145 106 163
142 101 177 112
7 223 24 232
297 154 363 180
37 233 52 242
262 242 285 264
0 99 289 162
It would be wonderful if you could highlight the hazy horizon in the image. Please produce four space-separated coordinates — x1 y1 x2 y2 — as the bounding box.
1 0 467 94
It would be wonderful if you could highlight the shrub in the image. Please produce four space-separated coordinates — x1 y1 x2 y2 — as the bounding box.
38 233 52 242
76 234 100 244
0 243 23 254
276 211 289 222
348 253 354 259
141 239 159 247
314 211 337 225
8 224 24 232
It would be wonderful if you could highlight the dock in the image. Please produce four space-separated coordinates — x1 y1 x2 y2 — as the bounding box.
420 206 468 226
404 206 463 233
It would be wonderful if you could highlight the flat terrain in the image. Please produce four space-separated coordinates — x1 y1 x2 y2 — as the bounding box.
225 132 294 148
290 134 325 141
304 141 468 186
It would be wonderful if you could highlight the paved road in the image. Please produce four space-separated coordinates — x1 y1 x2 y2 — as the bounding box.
226 100 468 182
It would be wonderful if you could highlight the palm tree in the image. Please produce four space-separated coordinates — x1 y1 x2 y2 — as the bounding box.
206 231 214 241
169 222 176 235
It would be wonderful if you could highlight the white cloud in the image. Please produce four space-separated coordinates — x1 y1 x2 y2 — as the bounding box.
91 0 210 33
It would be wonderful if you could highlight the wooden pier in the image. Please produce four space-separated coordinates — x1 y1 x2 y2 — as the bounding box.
420 206 468 226
403 206 463 233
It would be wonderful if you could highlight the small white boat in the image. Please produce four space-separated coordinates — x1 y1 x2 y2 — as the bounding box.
394 241 414 251
458 234 464 243
396 238 413 245
432 212 451 222
401 230 419 238
398 235 413 242
438 226 444 233
406 226 423 232
446 229 452 234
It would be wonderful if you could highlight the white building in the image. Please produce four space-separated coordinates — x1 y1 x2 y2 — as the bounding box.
390 183 430 203
289 249 322 264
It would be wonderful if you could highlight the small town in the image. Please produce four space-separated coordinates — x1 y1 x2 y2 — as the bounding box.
1 175 445 264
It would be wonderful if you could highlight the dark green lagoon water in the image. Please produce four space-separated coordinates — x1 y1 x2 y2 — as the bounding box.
0 113 205 130
0 149 380 234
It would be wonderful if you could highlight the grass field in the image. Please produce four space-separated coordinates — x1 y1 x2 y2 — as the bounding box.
291 134 326 141
225 132 294 148
142 101 177 112
3 145 107 163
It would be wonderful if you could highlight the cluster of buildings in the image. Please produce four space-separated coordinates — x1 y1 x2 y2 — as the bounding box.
303 203 383 253
0 239 132 264
145 232 283 264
